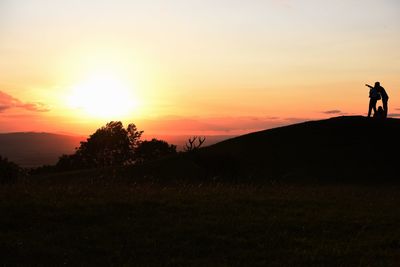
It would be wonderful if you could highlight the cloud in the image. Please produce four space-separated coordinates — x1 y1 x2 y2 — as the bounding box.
19 102 50 112
0 105 10 112
388 113 400 118
0 91 50 113
322 110 342 114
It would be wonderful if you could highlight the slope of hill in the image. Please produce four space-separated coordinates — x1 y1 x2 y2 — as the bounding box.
198 116 400 182
130 116 400 183
0 133 84 167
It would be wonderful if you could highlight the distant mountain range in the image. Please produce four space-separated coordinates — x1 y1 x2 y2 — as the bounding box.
0 132 234 168
0 132 84 168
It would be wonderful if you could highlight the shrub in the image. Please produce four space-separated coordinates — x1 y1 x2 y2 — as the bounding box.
135 138 177 163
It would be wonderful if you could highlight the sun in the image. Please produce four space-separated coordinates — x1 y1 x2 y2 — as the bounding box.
68 72 138 119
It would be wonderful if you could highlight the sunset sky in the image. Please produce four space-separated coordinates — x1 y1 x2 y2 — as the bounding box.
1 0 399 137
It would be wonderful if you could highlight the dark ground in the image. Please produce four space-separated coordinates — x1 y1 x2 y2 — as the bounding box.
1 178 400 266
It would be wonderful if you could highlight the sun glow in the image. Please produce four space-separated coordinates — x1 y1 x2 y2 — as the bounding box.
68 72 138 119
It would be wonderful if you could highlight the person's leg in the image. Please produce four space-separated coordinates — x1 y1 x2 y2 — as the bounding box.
372 99 377 116
368 99 377 117
368 100 372 117
383 100 388 118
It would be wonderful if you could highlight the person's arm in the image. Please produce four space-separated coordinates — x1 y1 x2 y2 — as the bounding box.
365 84 373 89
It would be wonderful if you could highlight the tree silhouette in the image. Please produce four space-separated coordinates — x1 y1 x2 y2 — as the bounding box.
57 121 143 169
184 136 206 152
135 138 177 163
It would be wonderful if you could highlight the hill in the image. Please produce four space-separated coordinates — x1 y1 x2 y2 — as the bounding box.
131 116 400 183
200 116 400 182
0 132 84 167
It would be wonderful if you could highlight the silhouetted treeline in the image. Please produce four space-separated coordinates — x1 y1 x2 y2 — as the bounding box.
55 121 177 171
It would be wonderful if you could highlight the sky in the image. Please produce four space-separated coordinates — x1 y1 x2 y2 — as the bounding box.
0 0 399 136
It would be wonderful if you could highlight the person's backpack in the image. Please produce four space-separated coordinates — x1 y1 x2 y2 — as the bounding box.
370 88 381 100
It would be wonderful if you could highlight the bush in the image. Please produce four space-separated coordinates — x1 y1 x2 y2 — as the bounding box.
135 138 177 164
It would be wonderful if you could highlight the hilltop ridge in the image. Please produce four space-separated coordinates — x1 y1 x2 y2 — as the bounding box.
132 116 400 183
194 116 400 182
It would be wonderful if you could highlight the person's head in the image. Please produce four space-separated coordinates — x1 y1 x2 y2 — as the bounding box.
378 106 383 112
375 81 380 87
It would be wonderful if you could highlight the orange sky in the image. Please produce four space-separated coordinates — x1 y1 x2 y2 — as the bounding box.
0 1 399 136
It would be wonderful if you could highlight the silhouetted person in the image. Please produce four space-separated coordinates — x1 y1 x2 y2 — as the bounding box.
366 83 380 117
374 106 385 119
375 82 389 118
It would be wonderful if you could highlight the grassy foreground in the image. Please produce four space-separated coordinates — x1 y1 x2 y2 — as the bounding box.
1 179 400 266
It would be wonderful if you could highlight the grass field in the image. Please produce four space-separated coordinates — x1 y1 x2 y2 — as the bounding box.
1 177 400 266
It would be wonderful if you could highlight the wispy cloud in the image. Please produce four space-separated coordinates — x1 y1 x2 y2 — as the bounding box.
322 110 342 114
388 113 400 118
0 91 50 113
